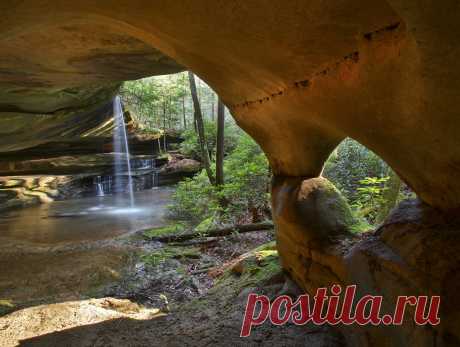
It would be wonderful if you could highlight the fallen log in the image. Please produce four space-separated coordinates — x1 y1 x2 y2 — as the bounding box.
170 237 220 247
147 221 274 243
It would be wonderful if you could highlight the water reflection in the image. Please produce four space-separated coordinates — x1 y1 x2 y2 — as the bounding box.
0 188 173 245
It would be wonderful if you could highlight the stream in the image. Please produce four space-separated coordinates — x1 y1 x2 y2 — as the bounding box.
0 188 173 245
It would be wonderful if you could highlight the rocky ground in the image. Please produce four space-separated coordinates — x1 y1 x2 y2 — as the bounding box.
0 226 345 346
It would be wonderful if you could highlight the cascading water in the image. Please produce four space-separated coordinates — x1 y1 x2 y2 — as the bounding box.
96 183 105 197
95 176 105 197
113 96 135 207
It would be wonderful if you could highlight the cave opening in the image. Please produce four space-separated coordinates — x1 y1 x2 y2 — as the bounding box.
322 137 416 232
0 71 286 345
0 2 459 345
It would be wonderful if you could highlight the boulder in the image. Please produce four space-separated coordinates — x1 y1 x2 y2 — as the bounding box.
158 157 201 185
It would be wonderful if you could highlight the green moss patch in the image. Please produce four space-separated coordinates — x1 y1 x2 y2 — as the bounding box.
350 219 372 233
194 217 215 233
143 223 186 239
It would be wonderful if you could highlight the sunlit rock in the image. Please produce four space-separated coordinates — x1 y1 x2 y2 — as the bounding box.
0 1 460 346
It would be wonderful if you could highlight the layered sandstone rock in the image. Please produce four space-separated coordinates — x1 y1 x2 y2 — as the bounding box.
0 1 459 346
273 178 460 346
0 1 458 210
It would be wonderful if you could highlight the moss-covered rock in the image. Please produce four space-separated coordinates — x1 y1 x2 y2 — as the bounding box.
295 177 359 236
272 176 362 245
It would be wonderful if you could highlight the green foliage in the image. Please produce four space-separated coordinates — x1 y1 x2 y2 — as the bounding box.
324 138 416 227
323 138 388 200
179 119 239 160
353 176 390 224
350 220 372 234
168 171 220 224
121 72 224 133
219 134 271 224
398 186 417 202
0 299 15 316
179 120 216 159
121 73 188 131
169 133 271 225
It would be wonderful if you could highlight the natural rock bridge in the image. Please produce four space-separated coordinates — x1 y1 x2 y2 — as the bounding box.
1 1 459 346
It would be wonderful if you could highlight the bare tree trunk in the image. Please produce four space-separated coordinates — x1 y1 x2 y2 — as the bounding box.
188 71 215 185
216 98 225 186
182 94 187 129
162 100 166 129
154 104 159 128
190 98 197 133
162 100 167 152
211 93 215 121
168 95 172 129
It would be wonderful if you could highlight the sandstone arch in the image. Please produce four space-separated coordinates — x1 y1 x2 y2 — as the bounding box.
1 1 460 345
2 1 459 210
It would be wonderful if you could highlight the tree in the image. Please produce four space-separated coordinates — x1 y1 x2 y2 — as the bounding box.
216 98 225 186
188 71 215 185
169 133 271 225
182 92 187 129
121 73 192 132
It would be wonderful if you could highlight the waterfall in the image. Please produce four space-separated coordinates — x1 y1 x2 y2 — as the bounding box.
113 96 135 207
95 176 105 197
96 183 105 197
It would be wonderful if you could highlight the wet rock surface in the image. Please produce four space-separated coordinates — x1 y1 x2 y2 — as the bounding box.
1 2 460 346
0 153 199 211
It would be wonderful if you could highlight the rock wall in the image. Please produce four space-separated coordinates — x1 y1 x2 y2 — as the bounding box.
273 177 460 346
0 1 459 210
0 176 90 210
0 2 460 346
0 155 200 211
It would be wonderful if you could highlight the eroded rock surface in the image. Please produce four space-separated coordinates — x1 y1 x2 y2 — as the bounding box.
1 2 460 346
274 179 460 347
